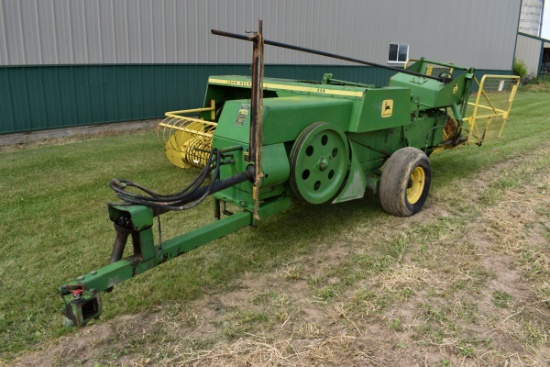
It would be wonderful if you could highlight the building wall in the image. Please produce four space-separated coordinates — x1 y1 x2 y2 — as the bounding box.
1 0 521 68
0 0 521 134
515 33 545 76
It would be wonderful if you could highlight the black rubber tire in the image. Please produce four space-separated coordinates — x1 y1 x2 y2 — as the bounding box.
379 147 431 217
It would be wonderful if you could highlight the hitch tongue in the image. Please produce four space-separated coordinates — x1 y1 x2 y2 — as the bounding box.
60 284 102 327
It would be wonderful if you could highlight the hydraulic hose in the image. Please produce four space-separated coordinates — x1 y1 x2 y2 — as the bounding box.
110 149 255 212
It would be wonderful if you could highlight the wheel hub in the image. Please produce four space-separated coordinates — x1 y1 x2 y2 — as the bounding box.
318 156 330 171
406 166 425 204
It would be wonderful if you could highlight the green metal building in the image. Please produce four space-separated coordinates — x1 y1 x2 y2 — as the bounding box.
0 0 522 135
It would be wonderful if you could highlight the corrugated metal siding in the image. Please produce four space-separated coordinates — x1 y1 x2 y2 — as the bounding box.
0 64 231 133
515 33 543 75
0 64 385 134
1 0 520 69
0 64 510 134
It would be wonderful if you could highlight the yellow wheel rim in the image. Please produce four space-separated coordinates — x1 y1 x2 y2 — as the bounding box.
407 166 425 204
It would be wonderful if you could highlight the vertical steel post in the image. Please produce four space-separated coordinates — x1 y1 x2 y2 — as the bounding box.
249 20 264 220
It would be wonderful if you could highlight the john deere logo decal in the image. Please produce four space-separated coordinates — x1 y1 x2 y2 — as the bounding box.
452 84 459 95
381 99 393 118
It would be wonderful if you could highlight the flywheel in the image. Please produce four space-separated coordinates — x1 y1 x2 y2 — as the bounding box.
290 122 350 204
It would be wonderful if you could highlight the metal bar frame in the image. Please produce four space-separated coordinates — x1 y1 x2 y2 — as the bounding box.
211 29 446 82
463 75 520 144
60 207 253 326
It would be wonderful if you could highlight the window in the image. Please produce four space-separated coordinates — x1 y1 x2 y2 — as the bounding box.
388 43 409 63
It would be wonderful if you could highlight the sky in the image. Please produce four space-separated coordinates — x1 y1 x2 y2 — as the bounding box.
543 1 550 39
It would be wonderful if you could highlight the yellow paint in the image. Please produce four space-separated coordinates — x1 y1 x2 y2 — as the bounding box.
464 75 520 145
407 167 425 204
426 65 433 76
160 100 218 168
165 103 215 117
210 99 216 120
508 83 518 104
452 84 458 95
208 78 364 97
381 99 393 118
159 122 214 138
163 114 217 126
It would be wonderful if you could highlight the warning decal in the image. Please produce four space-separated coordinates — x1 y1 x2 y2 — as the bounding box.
235 104 249 126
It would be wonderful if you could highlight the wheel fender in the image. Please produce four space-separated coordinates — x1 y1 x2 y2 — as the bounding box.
260 143 290 188
332 143 367 203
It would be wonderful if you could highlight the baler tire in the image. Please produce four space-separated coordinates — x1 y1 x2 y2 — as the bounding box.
379 147 431 217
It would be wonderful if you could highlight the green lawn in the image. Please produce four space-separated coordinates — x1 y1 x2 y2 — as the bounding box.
1 80 549 364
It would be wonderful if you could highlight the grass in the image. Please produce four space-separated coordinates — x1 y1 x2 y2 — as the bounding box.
0 132 362 356
1 80 550 365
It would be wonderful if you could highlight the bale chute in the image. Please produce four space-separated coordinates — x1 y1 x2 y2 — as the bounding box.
406 60 520 148
462 75 520 145
159 101 217 168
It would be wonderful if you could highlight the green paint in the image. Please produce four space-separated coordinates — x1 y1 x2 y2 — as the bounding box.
60 208 253 326
347 88 411 133
332 144 368 203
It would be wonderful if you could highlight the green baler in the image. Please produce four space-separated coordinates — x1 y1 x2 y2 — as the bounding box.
59 25 519 326
206 64 472 213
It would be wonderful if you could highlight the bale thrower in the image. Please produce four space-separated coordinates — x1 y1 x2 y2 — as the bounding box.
59 22 520 326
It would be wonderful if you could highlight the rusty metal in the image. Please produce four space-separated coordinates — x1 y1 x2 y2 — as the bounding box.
109 224 132 264
443 115 459 142
248 19 265 220
249 20 263 165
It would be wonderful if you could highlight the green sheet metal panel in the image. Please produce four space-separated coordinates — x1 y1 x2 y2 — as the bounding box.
0 64 512 135
0 68 15 133
213 96 353 146
57 67 79 126
40 67 64 126
348 88 411 133
73 67 93 124
5 68 31 132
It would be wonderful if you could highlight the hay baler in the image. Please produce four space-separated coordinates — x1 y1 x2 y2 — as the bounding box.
59 24 519 326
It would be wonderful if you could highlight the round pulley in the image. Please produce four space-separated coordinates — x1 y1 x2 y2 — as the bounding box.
289 122 349 204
